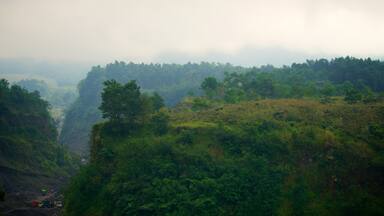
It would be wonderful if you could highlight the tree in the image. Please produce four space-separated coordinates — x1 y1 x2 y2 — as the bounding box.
253 73 276 98
201 77 219 98
99 80 144 125
344 88 362 104
320 82 336 97
0 79 9 98
150 92 165 111
361 86 377 103
99 80 124 121
151 109 170 135
121 81 143 123
320 82 336 103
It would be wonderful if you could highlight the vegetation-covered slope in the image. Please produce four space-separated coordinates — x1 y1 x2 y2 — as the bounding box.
64 82 384 215
60 62 243 153
60 57 384 154
15 79 78 135
0 79 77 193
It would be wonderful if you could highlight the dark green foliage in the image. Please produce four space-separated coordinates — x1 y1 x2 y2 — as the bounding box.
65 123 285 216
99 80 167 137
61 57 384 154
99 80 144 124
245 73 276 98
150 92 165 111
65 96 384 215
289 176 311 215
344 88 362 104
368 123 384 139
151 110 170 135
61 62 243 153
0 79 77 176
197 57 384 105
201 77 219 99
62 57 384 215
362 87 378 103
224 88 246 103
63 165 105 216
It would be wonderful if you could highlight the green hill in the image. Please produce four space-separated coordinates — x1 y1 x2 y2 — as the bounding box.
64 95 384 215
0 79 77 194
60 57 384 155
60 62 244 154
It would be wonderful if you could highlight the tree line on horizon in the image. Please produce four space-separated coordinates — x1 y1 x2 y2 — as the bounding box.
60 57 384 154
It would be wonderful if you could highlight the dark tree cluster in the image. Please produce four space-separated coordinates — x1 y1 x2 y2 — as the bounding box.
65 87 384 215
99 79 167 134
0 79 76 178
199 57 384 104
61 62 242 153
61 57 384 154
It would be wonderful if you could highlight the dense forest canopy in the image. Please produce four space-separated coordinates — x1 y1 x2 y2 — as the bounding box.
1 55 383 215
62 57 384 215
60 62 244 153
64 77 384 215
61 57 384 154
0 79 77 184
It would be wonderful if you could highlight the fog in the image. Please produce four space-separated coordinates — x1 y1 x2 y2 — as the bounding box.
1 0 383 65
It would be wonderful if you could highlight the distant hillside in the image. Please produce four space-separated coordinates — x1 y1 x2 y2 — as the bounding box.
15 79 77 110
15 79 78 136
61 57 384 154
65 98 384 215
60 62 245 153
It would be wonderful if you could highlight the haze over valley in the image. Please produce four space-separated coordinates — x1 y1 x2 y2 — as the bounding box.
1 0 384 215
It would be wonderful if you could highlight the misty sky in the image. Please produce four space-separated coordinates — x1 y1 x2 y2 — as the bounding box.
1 0 384 65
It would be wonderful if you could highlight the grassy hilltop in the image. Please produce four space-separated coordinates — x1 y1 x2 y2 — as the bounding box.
65 98 384 215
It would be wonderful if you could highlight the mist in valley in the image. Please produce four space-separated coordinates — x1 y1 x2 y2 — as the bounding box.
1 0 384 215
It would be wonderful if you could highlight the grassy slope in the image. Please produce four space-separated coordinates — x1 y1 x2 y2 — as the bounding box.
171 98 384 214
65 98 384 215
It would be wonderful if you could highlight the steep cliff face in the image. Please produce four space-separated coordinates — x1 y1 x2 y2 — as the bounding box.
0 81 56 172
0 80 77 192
